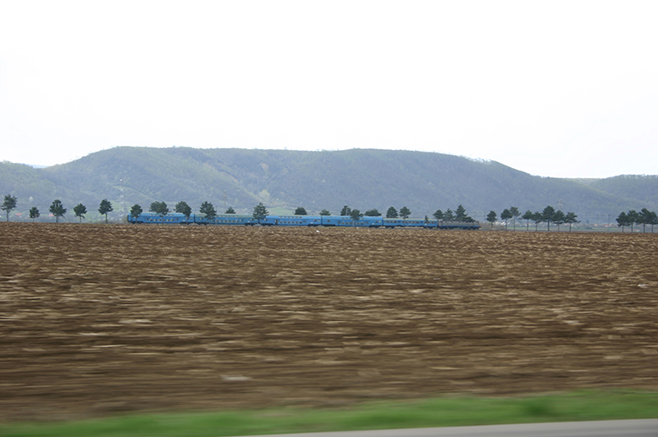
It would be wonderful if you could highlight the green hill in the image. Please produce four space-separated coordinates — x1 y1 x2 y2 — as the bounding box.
1 147 656 223
576 175 658 207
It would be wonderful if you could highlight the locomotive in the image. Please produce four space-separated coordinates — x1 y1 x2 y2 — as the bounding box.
127 212 480 230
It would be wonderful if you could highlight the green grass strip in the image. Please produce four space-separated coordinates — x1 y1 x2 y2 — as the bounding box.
2 390 658 437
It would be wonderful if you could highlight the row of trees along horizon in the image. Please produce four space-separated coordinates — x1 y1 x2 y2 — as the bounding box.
0 195 114 223
140 202 476 223
137 202 449 222
486 206 580 232
0 196 475 224
2 194 657 232
484 205 658 233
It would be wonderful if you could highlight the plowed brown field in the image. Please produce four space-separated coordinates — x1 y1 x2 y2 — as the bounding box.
1 223 657 421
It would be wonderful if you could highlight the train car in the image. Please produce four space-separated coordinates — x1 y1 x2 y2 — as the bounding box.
319 215 381 227
127 212 193 224
383 218 406 228
195 214 258 225
383 218 432 228
260 215 322 226
424 219 439 229
438 220 480 230
361 216 384 227
319 215 349 226
401 218 428 228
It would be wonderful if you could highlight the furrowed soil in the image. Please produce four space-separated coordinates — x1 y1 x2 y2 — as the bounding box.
1 223 657 421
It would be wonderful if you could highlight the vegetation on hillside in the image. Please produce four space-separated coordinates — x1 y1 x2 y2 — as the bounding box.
581 175 658 206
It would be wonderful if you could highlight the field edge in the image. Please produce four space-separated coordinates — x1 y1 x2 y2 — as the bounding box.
1 389 658 437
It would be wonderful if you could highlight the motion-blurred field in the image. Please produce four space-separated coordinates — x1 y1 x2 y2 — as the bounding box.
1 223 657 421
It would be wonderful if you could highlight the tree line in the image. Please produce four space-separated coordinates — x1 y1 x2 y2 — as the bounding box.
482 205 657 233
615 208 658 232
129 201 479 224
134 202 426 223
6 192 656 233
290 204 476 224
132 200 239 221
289 205 414 220
0 195 555 230
483 205 580 232
320 205 415 222
1 194 114 223
1 194 251 224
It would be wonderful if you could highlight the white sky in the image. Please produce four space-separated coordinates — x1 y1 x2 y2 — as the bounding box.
1 1 657 178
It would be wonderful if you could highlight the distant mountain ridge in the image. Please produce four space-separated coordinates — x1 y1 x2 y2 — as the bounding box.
1 147 656 222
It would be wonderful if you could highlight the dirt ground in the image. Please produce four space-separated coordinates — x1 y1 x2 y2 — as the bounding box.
1 223 657 421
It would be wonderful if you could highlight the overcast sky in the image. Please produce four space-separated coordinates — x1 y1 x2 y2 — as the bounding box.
1 1 657 178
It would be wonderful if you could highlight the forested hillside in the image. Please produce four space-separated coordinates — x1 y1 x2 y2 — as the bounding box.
577 175 658 207
1 147 656 222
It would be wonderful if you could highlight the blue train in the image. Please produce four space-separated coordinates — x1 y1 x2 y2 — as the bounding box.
127 212 480 230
